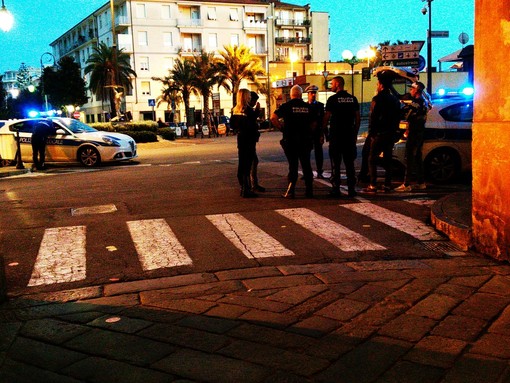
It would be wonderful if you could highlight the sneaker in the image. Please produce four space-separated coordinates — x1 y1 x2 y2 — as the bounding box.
362 185 377 194
380 186 393 193
394 184 412 192
413 183 427 190
316 173 325 179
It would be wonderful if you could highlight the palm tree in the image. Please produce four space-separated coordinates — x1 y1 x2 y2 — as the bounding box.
191 50 219 129
84 42 136 118
157 58 197 127
151 76 183 121
216 45 265 108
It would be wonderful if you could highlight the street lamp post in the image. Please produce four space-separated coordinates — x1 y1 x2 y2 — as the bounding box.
422 0 433 95
357 48 375 114
265 13 274 121
0 0 14 32
341 49 355 93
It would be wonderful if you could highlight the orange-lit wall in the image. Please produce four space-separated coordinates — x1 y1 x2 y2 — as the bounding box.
472 1 510 259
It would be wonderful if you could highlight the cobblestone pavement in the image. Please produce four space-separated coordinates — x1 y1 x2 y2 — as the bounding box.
2 251 510 382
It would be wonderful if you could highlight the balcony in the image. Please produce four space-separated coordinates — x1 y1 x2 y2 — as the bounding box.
275 37 311 45
115 15 130 30
275 19 310 27
177 19 202 28
179 46 203 56
243 19 267 30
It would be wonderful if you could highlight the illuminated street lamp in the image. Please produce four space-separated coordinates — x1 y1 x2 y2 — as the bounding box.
0 0 14 32
357 48 376 109
341 49 357 93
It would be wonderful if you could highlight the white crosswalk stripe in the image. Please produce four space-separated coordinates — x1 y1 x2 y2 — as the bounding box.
22 202 443 288
342 202 444 241
206 213 294 258
28 226 87 287
276 208 386 251
127 218 193 270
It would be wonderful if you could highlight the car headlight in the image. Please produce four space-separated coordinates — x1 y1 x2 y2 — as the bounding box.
102 136 121 146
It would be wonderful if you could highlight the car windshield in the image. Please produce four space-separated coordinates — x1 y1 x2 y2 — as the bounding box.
57 119 98 134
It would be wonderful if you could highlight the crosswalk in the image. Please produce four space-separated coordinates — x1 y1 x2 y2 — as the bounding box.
22 202 448 288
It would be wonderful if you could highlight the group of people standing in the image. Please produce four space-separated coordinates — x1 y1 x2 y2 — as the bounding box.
233 71 430 199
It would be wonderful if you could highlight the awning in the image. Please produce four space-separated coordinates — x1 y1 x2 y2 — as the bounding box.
438 49 463 62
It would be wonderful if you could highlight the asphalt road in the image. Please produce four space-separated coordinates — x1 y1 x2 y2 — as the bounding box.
0 131 470 297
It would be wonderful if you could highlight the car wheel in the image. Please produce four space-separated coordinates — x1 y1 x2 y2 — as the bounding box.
78 146 101 167
425 148 460 183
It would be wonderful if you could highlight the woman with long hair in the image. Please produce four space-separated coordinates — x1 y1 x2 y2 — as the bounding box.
231 88 260 198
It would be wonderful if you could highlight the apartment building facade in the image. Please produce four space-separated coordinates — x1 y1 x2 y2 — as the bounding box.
50 0 330 123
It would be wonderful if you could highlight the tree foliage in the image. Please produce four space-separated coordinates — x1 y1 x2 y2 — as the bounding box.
84 42 137 117
153 58 197 127
191 50 220 126
216 45 265 107
41 56 88 110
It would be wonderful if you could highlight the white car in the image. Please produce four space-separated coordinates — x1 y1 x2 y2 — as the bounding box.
393 97 473 183
0 117 137 167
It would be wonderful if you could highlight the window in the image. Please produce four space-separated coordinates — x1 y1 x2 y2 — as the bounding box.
440 102 473 123
229 8 239 21
136 3 146 18
209 33 218 49
231 34 239 47
141 81 151 95
138 31 148 46
207 7 217 20
163 32 173 47
162 5 171 19
163 57 174 70
140 56 149 71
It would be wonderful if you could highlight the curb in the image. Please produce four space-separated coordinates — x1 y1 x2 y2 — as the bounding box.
431 191 473 251
0 167 29 178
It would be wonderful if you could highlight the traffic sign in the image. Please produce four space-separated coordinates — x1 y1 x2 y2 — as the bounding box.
382 59 420 68
430 30 449 38
380 41 425 66
148 99 156 107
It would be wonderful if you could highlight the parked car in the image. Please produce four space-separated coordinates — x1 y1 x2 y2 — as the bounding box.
393 96 473 183
0 117 137 167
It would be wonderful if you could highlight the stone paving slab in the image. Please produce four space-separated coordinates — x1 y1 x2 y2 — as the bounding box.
3 256 510 382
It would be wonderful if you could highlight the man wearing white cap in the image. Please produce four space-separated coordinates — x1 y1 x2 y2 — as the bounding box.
304 85 326 179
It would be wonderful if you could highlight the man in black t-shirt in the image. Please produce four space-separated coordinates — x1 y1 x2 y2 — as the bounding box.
305 85 326 179
323 76 360 197
271 85 313 198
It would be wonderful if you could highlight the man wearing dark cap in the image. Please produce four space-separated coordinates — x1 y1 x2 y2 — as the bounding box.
364 73 401 193
395 81 429 191
31 120 56 170
304 85 326 179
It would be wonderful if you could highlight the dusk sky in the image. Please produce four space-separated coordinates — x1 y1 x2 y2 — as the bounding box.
0 0 474 73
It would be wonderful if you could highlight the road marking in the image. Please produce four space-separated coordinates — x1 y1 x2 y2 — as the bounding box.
127 219 192 270
343 203 444 241
28 226 87 286
71 204 117 216
276 208 386 251
206 213 294 258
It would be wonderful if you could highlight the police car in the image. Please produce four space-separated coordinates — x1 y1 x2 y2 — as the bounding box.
393 94 473 183
0 117 137 167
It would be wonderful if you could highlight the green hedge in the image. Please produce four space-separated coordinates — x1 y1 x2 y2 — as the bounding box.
158 128 176 141
90 121 158 133
122 131 158 143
